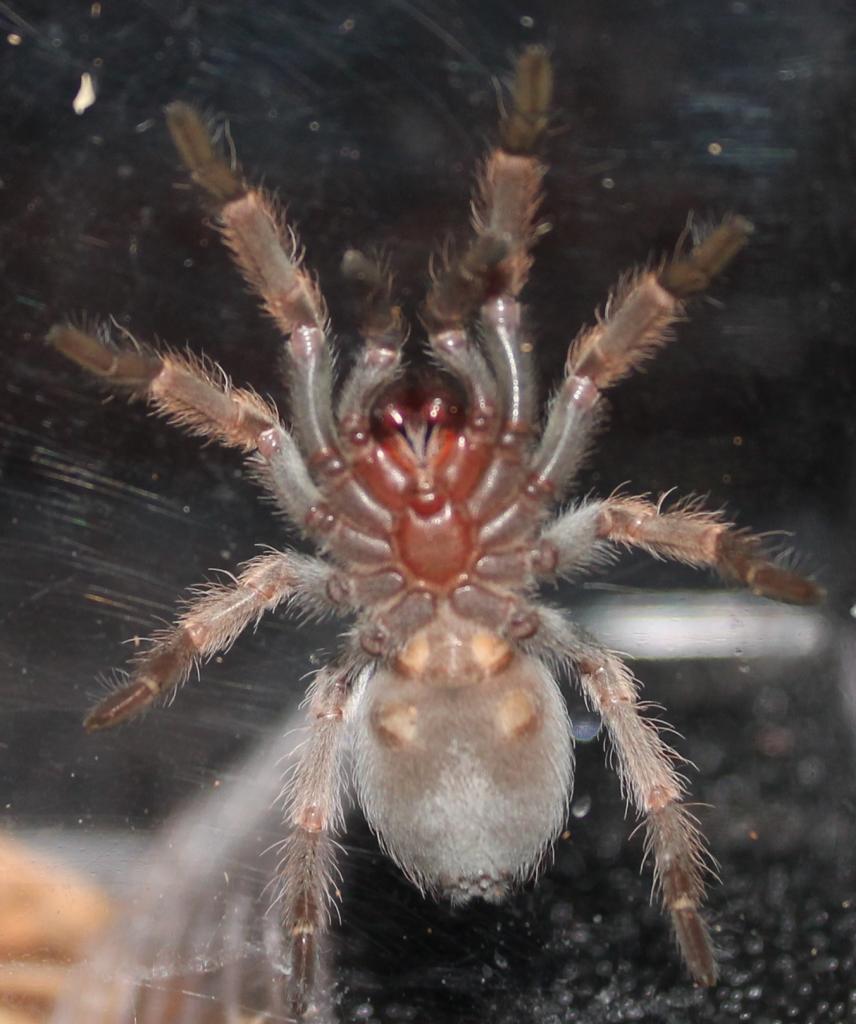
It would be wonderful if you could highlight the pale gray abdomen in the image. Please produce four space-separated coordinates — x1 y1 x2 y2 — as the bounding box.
351 654 573 903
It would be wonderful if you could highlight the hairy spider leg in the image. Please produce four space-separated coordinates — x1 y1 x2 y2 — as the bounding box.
523 607 718 986
278 657 363 1019
336 249 407 459
47 321 405 575
86 548 331 731
528 217 754 502
475 216 753 566
166 102 397 540
543 494 823 604
461 46 551 521
43 326 400 731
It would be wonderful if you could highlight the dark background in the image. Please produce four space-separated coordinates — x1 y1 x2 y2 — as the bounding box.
1 1 855 1022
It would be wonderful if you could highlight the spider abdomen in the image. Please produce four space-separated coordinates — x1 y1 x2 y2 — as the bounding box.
352 617 573 902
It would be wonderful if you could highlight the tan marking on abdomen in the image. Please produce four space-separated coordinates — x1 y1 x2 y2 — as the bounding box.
397 632 430 676
375 700 419 747
496 688 539 739
470 631 513 675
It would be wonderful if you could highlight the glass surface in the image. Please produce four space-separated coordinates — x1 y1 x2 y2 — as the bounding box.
1 2 854 1021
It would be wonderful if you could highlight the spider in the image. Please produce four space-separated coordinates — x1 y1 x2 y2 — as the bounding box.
48 46 821 1018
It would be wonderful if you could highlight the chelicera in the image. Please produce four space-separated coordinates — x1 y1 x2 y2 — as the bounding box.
47 47 820 1018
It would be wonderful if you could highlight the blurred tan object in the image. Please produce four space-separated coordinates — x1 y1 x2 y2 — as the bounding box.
47 708 334 1023
0 834 111 1023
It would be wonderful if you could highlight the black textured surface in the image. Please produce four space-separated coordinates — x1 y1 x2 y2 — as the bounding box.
2 2 856 1022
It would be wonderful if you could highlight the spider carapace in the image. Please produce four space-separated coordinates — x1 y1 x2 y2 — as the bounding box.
48 45 821 1018
359 375 479 583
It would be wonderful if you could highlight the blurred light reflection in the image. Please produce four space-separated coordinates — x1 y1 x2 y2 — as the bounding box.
574 590 830 660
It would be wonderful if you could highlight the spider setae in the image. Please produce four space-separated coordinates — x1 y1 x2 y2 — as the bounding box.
48 46 820 1018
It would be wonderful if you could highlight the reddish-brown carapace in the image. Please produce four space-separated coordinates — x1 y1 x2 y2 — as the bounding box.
48 46 821 1018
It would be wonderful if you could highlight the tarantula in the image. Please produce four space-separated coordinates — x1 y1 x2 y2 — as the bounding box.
49 47 820 1017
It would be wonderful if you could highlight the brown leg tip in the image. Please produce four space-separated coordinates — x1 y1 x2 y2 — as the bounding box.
501 46 553 154
690 953 718 988
165 100 245 203
84 681 155 732
673 907 718 988
659 215 754 298
751 567 825 605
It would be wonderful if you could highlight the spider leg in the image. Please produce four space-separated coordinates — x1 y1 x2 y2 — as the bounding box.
46 325 391 566
422 45 551 348
541 495 822 604
84 550 332 731
166 103 331 449
424 235 503 429
47 323 324 529
278 657 363 1018
527 217 753 502
521 607 718 987
467 47 552 515
479 44 551 300
336 250 406 453
48 324 280 452
415 48 551 517
419 238 504 501
474 216 754 551
165 103 394 538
